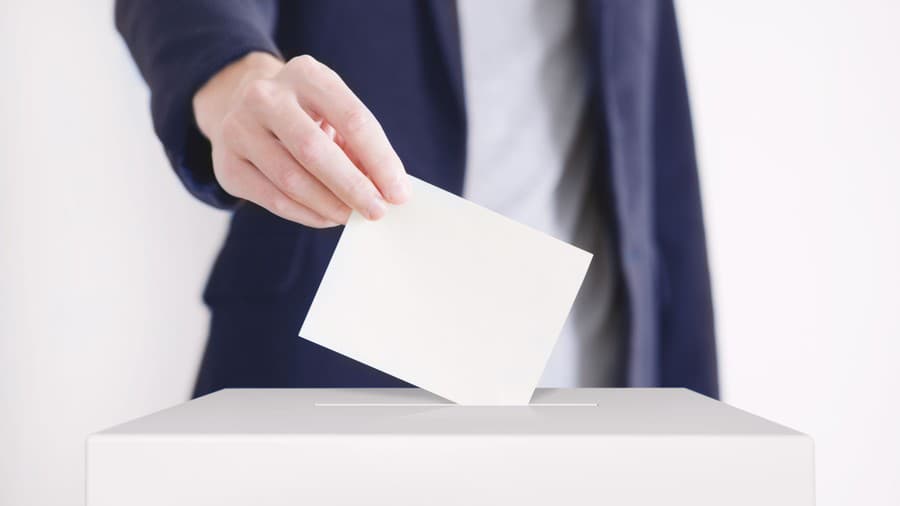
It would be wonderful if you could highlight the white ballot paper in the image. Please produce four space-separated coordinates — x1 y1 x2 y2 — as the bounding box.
299 176 592 405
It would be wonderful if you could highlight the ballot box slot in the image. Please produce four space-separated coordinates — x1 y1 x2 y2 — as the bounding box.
314 402 599 407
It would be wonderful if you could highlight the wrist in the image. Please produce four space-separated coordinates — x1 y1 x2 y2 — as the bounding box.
193 51 284 140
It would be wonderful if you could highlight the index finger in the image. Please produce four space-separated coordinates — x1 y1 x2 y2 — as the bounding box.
282 56 411 204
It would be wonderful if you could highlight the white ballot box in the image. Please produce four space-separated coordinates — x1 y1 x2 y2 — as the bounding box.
86 388 815 505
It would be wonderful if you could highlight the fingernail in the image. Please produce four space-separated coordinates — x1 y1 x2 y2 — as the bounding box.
385 177 411 204
367 195 387 220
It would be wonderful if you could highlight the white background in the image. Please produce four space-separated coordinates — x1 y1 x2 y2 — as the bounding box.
1 1 897 504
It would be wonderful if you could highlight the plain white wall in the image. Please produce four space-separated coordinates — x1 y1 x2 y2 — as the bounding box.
0 1 897 505
0 2 227 505
678 1 900 504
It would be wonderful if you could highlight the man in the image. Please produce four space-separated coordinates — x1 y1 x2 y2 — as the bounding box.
116 0 718 399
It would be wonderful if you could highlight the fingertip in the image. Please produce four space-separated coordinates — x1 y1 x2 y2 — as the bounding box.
383 174 412 204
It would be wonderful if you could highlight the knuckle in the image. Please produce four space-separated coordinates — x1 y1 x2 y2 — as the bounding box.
290 54 318 69
288 55 344 93
343 105 372 137
272 89 297 110
270 195 292 216
294 131 327 167
240 79 274 108
288 54 321 79
279 170 306 195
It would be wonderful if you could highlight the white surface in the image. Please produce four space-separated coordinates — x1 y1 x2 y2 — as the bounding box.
2 2 898 505
97 388 804 435
457 0 621 388
300 177 592 405
87 388 814 506
0 3 227 506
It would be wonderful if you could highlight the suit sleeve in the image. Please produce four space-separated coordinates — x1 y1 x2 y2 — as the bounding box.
652 1 720 398
115 0 282 208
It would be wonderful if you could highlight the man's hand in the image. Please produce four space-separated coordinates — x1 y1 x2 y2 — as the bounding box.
193 52 410 227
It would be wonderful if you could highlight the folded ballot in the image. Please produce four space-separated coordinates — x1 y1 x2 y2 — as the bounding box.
299 176 591 404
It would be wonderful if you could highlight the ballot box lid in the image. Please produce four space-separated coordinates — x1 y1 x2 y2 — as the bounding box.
95 388 805 437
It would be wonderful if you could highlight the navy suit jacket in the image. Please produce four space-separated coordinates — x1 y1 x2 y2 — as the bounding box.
116 0 719 399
